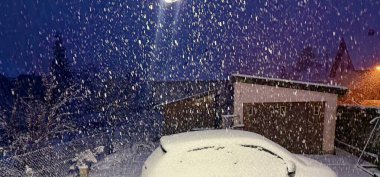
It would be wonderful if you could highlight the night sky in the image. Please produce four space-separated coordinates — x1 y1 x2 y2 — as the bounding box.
0 0 379 80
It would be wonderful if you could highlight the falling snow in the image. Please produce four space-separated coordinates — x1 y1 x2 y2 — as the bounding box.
0 0 379 176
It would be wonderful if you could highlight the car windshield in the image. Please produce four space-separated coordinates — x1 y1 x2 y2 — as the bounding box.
0 1 379 177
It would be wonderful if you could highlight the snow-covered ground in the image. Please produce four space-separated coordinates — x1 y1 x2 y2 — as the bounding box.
305 148 372 177
90 142 157 177
91 145 372 177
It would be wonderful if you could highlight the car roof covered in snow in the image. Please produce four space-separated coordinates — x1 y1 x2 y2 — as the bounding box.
232 74 348 95
160 130 302 164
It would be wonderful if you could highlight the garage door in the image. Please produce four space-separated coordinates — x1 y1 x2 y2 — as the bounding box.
243 102 325 154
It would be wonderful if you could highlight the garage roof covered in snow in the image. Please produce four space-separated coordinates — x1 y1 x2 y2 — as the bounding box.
232 74 348 95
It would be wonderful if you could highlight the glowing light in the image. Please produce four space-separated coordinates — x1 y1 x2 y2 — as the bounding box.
164 0 179 3
376 66 380 70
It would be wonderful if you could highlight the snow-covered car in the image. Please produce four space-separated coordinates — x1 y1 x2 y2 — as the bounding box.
141 130 337 177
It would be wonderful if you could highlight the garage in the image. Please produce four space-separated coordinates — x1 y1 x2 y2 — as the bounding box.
233 74 347 154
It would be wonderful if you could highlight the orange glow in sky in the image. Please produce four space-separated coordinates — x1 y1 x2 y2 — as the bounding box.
376 66 380 70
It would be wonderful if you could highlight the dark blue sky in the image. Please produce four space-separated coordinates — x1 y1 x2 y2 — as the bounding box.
0 0 379 80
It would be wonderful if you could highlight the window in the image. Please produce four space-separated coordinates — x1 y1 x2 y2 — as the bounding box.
313 106 321 115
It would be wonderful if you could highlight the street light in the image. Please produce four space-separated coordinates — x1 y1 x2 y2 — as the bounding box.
376 65 380 70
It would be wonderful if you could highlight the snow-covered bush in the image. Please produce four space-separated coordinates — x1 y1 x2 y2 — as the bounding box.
71 146 105 170
25 165 34 177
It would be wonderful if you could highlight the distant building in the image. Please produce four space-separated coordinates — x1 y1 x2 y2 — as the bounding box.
329 38 380 108
329 38 355 78
152 80 233 135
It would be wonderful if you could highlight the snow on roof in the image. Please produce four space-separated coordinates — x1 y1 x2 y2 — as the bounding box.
150 80 228 106
153 90 216 108
232 73 348 95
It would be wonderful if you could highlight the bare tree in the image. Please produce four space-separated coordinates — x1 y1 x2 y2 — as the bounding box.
31 76 84 143
2 76 85 154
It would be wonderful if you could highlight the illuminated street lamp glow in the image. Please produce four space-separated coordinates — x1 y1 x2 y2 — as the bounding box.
376 66 380 70
164 0 180 3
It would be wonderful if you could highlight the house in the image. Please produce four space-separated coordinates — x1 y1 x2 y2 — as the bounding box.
152 80 233 135
329 39 380 107
154 75 347 154
159 90 218 135
333 69 380 107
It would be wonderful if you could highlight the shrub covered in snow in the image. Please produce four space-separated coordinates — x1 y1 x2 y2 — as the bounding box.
71 146 105 170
